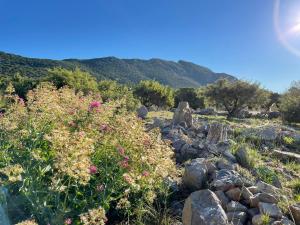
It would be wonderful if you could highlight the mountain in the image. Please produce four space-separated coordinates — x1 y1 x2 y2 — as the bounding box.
0 51 236 88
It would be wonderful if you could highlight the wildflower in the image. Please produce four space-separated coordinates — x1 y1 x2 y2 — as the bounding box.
123 173 133 184
89 101 101 109
142 170 150 177
117 146 125 155
19 97 25 106
119 160 129 168
89 165 98 174
123 155 129 161
15 220 38 225
80 207 107 225
68 121 76 127
64 218 72 225
99 124 110 132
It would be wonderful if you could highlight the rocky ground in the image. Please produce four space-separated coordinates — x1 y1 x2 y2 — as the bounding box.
139 103 300 225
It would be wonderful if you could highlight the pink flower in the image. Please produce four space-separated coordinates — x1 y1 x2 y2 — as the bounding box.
18 97 25 106
89 101 101 109
119 160 129 168
142 171 150 177
89 165 98 174
100 124 110 132
123 174 133 184
64 218 72 225
123 155 129 161
117 146 125 156
68 121 76 127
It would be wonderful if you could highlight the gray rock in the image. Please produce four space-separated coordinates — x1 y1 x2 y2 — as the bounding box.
290 203 300 225
227 211 248 225
256 181 280 195
206 123 228 144
252 214 275 225
259 127 277 142
211 169 246 191
196 108 216 115
247 208 259 219
137 105 148 119
273 149 300 163
214 190 230 210
173 102 193 127
259 202 283 219
226 187 242 201
241 186 254 200
248 186 260 194
272 217 295 225
236 147 253 169
227 201 248 212
182 189 228 225
183 158 208 191
216 159 237 170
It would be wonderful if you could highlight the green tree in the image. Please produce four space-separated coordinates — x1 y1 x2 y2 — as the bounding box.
134 80 174 108
47 67 98 93
98 80 139 111
205 79 267 118
175 88 205 109
280 81 300 123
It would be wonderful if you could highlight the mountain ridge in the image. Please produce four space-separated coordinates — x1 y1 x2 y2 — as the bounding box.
0 51 236 88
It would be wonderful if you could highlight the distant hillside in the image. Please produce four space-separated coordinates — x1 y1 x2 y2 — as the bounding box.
0 51 236 88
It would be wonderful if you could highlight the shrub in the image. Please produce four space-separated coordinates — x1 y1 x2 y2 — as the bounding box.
0 84 175 224
134 80 174 109
174 88 205 109
46 67 98 94
280 81 300 123
256 166 278 185
98 80 139 111
205 79 268 118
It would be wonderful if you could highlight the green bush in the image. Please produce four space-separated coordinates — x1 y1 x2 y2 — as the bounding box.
205 79 268 118
46 67 98 94
174 88 205 109
280 81 300 123
134 80 174 109
98 80 139 111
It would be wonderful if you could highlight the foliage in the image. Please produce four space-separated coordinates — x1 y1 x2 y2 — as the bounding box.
174 88 205 109
256 166 278 185
205 79 268 118
46 67 98 94
280 81 300 123
98 80 139 111
0 73 38 99
0 84 175 224
0 51 235 88
134 80 174 109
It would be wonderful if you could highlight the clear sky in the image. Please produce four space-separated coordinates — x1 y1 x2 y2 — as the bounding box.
0 0 300 92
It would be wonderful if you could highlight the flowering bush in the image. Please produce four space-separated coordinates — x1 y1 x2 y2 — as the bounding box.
0 83 175 224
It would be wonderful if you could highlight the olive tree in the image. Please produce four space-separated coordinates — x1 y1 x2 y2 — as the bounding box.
205 79 267 118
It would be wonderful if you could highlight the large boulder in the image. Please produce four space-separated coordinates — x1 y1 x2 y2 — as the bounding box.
182 189 228 225
258 202 283 219
137 105 148 119
256 181 280 195
173 102 193 127
182 158 209 191
206 123 228 144
235 147 253 169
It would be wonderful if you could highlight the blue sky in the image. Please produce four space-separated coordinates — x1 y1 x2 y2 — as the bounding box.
0 0 300 92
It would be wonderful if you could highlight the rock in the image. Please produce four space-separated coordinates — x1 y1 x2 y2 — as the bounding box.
236 147 253 169
226 187 242 201
206 123 228 144
182 189 228 225
216 159 237 170
256 181 280 195
137 105 148 119
272 217 295 225
214 190 230 210
268 111 281 119
259 202 283 219
247 208 259 219
249 194 260 208
258 193 278 204
222 150 237 163
227 211 248 225
211 169 246 191
173 102 193 128
290 203 300 225
236 110 252 119
170 201 184 217
259 127 277 142
195 108 216 115
248 186 260 194
273 149 300 163
182 158 208 191
241 186 254 200
173 139 186 153
227 201 248 212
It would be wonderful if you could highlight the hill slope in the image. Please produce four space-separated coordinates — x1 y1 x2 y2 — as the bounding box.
0 51 236 87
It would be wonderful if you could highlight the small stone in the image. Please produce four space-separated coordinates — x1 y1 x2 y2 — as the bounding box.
227 211 247 225
258 193 278 204
289 203 300 225
137 105 148 119
227 201 248 212
226 187 242 201
248 186 260 194
259 202 283 219
256 181 280 195
247 208 259 219
241 186 254 200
